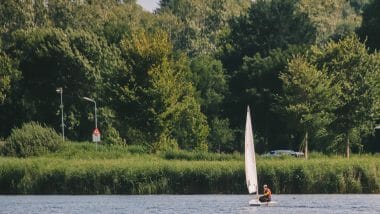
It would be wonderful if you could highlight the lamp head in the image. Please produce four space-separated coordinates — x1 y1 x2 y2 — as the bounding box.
83 97 95 102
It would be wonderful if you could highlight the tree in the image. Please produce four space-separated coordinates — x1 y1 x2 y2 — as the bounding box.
0 0 152 45
0 0 34 30
297 0 362 43
208 117 235 153
290 35 380 158
222 0 316 71
188 55 234 152
101 1 155 44
1 28 122 139
118 30 209 150
0 49 20 105
189 55 228 116
158 0 251 55
219 0 317 152
348 0 372 13
280 56 338 159
150 58 209 151
358 0 380 51
225 46 307 152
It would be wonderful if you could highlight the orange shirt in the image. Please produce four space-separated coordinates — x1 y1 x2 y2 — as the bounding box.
264 188 272 198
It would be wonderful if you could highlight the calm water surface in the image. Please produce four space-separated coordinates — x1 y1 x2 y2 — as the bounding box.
0 195 379 214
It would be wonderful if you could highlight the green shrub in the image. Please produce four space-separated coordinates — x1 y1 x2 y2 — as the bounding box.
152 135 179 152
3 122 62 157
0 140 5 155
102 126 124 146
126 144 147 154
43 142 148 159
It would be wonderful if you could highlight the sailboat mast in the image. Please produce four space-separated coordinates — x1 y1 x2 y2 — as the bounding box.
252 106 259 199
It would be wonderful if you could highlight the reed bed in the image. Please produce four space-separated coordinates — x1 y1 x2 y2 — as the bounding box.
0 157 243 194
0 143 379 194
257 157 380 194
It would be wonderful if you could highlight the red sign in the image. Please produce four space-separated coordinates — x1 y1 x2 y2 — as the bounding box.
92 128 101 143
93 128 101 136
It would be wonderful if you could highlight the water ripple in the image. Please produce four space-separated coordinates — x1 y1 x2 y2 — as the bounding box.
0 195 379 214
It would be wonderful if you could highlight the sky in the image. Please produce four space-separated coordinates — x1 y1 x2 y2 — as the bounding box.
137 0 160 12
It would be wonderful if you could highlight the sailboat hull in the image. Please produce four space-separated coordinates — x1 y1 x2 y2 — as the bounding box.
249 199 277 206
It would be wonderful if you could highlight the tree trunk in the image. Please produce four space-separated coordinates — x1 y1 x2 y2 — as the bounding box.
305 131 308 160
346 133 350 159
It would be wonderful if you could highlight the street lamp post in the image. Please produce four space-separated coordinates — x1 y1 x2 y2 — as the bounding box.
83 97 97 129
83 96 99 150
56 87 64 142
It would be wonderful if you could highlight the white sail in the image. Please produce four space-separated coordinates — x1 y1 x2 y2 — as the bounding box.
245 106 258 196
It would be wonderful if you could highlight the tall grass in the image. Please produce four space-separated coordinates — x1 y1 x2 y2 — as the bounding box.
0 143 379 194
0 157 243 194
257 156 380 194
44 142 147 159
161 150 243 161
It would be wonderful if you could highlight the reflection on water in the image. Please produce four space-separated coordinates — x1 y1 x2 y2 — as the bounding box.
0 194 379 214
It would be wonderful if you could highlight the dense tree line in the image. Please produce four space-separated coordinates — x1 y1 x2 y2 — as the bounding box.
0 0 379 156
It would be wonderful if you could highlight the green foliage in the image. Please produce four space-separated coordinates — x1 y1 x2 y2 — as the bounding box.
298 0 362 43
349 0 372 13
119 30 209 150
0 50 20 104
152 134 179 152
3 122 62 157
0 0 378 155
208 117 235 153
0 139 5 155
97 107 124 146
283 35 380 155
117 30 172 130
0 0 146 37
280 55 338 152
187 55 231 152
102 126 124 146
315 35 379 154
0 27 123 139
0 0 35 34
226 46 307 152
359 0 380 50
369 54 380 122
158 0 251 55
102 3 154 44
189 55 228 116
120 30 172 71
223 0 316 71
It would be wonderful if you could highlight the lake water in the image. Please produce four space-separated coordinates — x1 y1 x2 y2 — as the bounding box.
0 195 379 214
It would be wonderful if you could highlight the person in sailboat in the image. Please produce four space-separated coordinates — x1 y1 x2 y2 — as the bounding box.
259 184 272 202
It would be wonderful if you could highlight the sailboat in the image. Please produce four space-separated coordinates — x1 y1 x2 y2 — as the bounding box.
245 106 276 206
